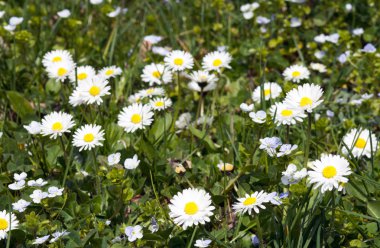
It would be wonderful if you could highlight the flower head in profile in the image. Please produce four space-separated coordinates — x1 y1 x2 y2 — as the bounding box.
24 121 42 135
40 111 75 139
284 83 324 113
138 87 165 98
72 124 105 151
141 63 173 85
117 103 154 133
169 188 215 230
283 64 310 83
202 51 232 72
188 70 218 92
0 210 19 240
342 129 378 158
164 50 194 71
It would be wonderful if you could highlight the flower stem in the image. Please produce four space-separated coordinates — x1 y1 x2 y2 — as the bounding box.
304 113 312 167
60 136 69 187
92 149 101 195
186 226 198 248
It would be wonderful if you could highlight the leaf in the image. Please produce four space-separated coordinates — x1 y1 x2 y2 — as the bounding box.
188 126 217 151
367 201 380 219
149 113 173 142
6 91 34 120
82 229 97 246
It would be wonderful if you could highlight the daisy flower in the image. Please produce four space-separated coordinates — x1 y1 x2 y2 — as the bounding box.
310 63 327 73
72 124 105 151
42 50 73 68
216 161 234 172
169 188 215 230
202 51 232 72
69 90 86 107
252 82 282 102
24 121 42 135
118 103 154 133
282 64 310 83
284 83 324 113
74 76 111 105
46 60 76 81
40 112 75 139
308 154 352 193
164 50 194 71
0 210 19 240
150 97 172 111
69 65 96 84
138 87 165 98
233 191 269 215
124 154 140 170
98 66 122 79
188 70 218 92
270 102 306 126
141 63 173 85
342 129 378 158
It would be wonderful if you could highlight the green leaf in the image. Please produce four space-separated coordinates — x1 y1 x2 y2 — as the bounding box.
149 113 173 142
367 201 380 219
188 125 217 151
6 91 34 121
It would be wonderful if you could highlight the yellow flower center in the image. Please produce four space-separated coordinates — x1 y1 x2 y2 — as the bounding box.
322 166 337 179
84 133 94 142
77 72 88 80
0 218 8 230
152 71 161 78
281 109 293 117
213 59 222 67
292 71 301 77
52 56 62 62
155 101 164 107
52 122 63 131
174 58 183 66
131 114 142 124
355 138 366 149
184 202 199 215
57 67 67 77
300 97 313 107
264 89 271 96
146 88 154 94
105 69 114 76
220 163 234 171
243 197 257 206
89 86 101 96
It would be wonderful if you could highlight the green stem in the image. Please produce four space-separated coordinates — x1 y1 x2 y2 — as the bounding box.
92 149 101 195
186 226 198 248
59 136 69 187
255 216 263 248
304 113 312 167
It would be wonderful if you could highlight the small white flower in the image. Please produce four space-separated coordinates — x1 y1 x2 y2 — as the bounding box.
352 28 364 36
124 154 140 170
90 0 103 4
175 113 192 130
46 60 76 81
152 46 171 56
188 70 217 92
345 3 353 11
117 103 154 133
290 17 301 27
8 180 26 191
57 9 71 18
50 230 70 243
233 191 270 215
124 225 143 242
256 16 270 25
40 111 75 139
107 7 121 18
42 50 74 68
4 24 16 32
0 11 5 18
98 66 122 79
12 199 31 212
195 238 212 247
202 51 232 72
143 35 163 44
33 235 50 245
252 82 282 103
72 124 105 151
74 76 111 105
282 64 310 83
30 189 49 203
259 137 282 157
108 153 121 166
270 102 306 126
310 63 326 73
48 186 64 198
314 50 326 60
164 50 194 71
9 16 23 26
150 97 172 111
28 178 48 187
14 172 27 181
240 103 254 112
141 63 173 86
0 210 19 240
249 111 267 124
69 65 96 84
277 144 298 157
24 121 42 135
216 161 234 172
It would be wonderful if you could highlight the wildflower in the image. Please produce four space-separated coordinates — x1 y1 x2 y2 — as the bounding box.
42 50 73 68
14 172 27 181
108 153 121 166
259 137 282 157
168 188 215 230
338 51 350 64
175 113 192 130
270 102 306 126
310 62 326 73
141 63 172 85
249 111 267 124
28 178 47 187
314 50 326 60
33 235 50 245
8 180 26 190
281 164 307 185
98 66 122 79
252 82 282 102
361 43 376 53
9 16 23 26
240 3 259 20
251 234 260 246
202 51 232 72
150 97 172 111
352 28 364 36
0 210 19 240
277 144 298 157
12 199 30 212
30 190 48 203
240 103 254 112
124 225 143 242
342 129 378 158
117 103 154 133
233 191 269 215
46 60 76 81
24 121 42 135
69 65 96 84
282 64 310 83
195 238 212 247
74 76 111 105
124 154 140 170
216 161 234 172
48 187 64 198
284 83 324 113
164 50 194 71
138 87 165 98
152 46 170 56
188 70 217 92
290 17 301 27
57 9 70 18
40 111 75 139
90 0 103 4
50 230 70 243
149 217 159 233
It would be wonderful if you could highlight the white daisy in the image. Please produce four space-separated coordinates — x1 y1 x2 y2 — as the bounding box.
108 152 121 166
30 189 48 203
98 66 122 79
307 154 352 193
128 93 143 104
216 161 234 172
270 102 306 126
164 50 194 71
68 90 86 107
342 129 378 158
12 199 30 212
310 63 327 73
46 60 76 81
0 210 19 240
282 64 310 83
33 235 50 245
233 191 269 215
40 112 75 139
188 70 218 92
138 87 165 98
74 76 111 105
168 188 215 230
124 154 140 170
8 180 26 191
202 51 232 72
42 50 73 68
117 103 154 133
28 178 47 187
24 121 42 135
141 63 173 85
284 83 324 113
252 82 282 102
72 124 105 151
69 65 96 84
150 97 172 111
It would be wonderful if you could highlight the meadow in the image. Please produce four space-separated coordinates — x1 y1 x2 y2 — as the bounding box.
0 0 380 247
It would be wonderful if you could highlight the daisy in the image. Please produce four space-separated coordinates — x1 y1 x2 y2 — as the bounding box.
270 102 306 126
108 152 121 166
118 103 154 133
72 124 105 151
138 87 165 98
342 129 378 158
233 191 269 215
284 83 324 113
30 190 48 203
128 93 143 104
252 82 282 102
98 66 122 79
150 97 172 111
308 154 352 193
124 154 140 170
42 50 73 68
282 64 310 83
202 51 232 72
310 63 327 73
164 50 194 71
33 235 50 245
24 121 42 135
141 63 173 85
216 161 234 172
69 65 96 84
69 90 86 107
74 76 111 105
125 225 143 242
175 113 192 130
40 112 75 139
188 70 218 92
12 199 30 212
169 188 215 230
0 210 19 240
46 60 76 81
